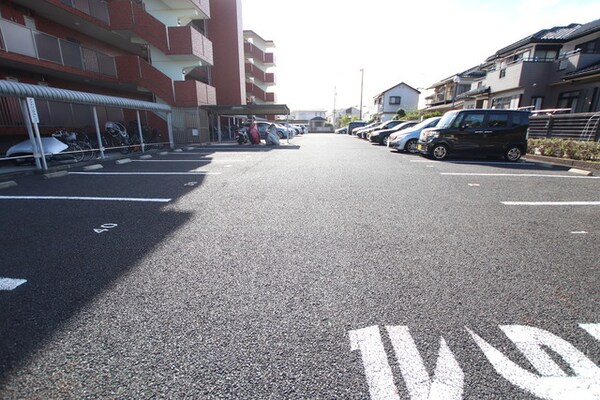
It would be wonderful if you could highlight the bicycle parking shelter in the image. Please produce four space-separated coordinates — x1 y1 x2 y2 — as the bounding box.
201 104 290 143
0 80 173 171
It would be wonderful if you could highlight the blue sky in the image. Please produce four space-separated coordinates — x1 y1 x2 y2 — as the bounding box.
242 0 600 111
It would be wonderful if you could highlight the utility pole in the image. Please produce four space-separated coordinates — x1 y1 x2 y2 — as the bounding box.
333 86 337 128
359 68 364 120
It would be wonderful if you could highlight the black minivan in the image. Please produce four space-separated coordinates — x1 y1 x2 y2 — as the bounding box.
416 109 529 161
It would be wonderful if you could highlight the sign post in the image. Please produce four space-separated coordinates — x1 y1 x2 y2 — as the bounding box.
26 97 47 171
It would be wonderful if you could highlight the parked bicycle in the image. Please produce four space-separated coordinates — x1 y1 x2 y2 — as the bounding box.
127 121 165 151
51 129 95 162
103 122 131 154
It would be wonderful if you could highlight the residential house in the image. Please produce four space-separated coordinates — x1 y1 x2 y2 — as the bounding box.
373 82 420 122
243 30 276 105
329 107 360 127
455 19 600 112
424 67 486 112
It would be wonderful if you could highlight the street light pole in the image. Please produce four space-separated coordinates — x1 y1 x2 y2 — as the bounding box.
359 68 364 120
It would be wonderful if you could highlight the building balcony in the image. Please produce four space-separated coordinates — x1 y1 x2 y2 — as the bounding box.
168 26 213 65
245 63 275 84
115 55 174 104
108 1 212 65
165 0 211 19
244 42 275 65
246 82 275 103
59 0 111 24
108 1 169 52
0 17 117 78
484 59 554 93
174 80 216 107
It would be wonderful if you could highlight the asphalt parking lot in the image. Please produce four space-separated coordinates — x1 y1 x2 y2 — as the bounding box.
0 133 598 399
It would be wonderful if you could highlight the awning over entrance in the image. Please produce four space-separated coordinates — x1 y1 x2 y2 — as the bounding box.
201 104 290 116
0 80 171 113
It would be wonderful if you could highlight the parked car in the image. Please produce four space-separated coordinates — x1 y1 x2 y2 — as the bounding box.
416 109 530 161
362 120 404 140
369 120 418 145
389 117 441 152
354 122 380 139
347 121 368 135
335 127 347 134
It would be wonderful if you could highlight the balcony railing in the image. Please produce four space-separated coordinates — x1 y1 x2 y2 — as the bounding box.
60 0 110 24
174 80 216 107
115 55 174 104
168 26 213 65
108 1 169 52
0 18 116 77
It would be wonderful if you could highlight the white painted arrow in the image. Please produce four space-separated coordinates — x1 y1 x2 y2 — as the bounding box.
0 278 27 291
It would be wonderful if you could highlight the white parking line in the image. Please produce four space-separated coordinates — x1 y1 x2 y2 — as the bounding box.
502 201 600 206
70 172 221 176
442 173 599 179
0 196 171 203
132 159 245 163
410 160 537 165
0 278 27 291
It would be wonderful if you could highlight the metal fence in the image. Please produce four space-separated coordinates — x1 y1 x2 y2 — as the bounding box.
0 18 116 77
528 112 600 141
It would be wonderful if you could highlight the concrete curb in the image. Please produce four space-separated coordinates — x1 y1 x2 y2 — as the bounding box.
139 154 153 159
524 154 600 175
0 180 17 189
43 170 69 179
115 158 132 165
83 164 103 171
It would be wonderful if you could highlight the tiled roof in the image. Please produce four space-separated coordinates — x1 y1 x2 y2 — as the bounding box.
487 23 581 61
565 18 600 40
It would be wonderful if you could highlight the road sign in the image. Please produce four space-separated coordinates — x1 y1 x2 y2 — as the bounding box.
26 97 39 124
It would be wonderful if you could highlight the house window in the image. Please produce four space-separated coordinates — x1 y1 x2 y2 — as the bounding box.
499 69 506 78
389 96 401 105
557 91 580 112
492 95 520 110
530 96 543 110
576 39 599 54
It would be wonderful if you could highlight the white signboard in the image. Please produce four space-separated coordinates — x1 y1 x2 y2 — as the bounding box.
26 97 39 124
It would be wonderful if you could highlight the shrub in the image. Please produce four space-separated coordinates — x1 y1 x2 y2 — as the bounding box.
528 138 600 161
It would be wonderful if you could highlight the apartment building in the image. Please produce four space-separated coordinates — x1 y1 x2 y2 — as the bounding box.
425 18 600 114
0 0 247 150
243 30 276 105
424 67 486 112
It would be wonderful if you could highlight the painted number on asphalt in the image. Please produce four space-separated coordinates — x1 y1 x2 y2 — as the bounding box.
94 223 118 234
349 324 600 399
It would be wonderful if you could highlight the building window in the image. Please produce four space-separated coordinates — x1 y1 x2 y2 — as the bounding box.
557 91 580 112
499 69 506 78
389 96 401 105
576 39 599 54
530 96 543 110
492 95 520 110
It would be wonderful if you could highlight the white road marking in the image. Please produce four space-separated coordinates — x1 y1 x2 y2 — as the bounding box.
468 183 480 187
70 172 220 176
467 325 600 400
442 173 599 179
502 201 600 206
580 324 600 342
132 159 245 163
0 278 27 291
410 160 536 165
386 325 464 400
0 196 171 203
571 231 588 234
349 326 400 400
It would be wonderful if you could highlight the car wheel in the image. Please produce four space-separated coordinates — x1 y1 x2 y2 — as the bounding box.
505 146 522 162
405 139 418 153
379 136 387 145
431 144 448 160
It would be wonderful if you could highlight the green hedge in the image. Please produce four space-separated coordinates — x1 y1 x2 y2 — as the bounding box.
528 138 600 161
